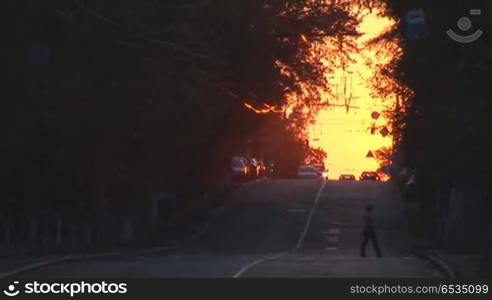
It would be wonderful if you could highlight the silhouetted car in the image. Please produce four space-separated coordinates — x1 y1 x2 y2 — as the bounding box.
298 165 322 179
249 158 261 177
231 157 249 179
360 171 380 181
311 164 325 173
339 174 356 181
257 159 266 176
311 164 327 177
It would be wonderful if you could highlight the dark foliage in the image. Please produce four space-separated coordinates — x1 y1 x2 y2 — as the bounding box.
1 0 356 251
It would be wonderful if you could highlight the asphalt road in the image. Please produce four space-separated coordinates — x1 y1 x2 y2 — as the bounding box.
20 179 443 278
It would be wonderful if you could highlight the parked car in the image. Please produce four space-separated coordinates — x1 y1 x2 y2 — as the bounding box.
231 157 249 179
298 165 322 179
257 159 266 176
339 174 356 181
249 158 261 177
359 171 380 181
232 156 249 168
311 164 328 179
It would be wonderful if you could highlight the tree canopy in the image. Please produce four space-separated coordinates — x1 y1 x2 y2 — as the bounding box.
2 0 362 245
386 0 492 187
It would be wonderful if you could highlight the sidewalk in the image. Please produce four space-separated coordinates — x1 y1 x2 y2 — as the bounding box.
0 242 181 279
408 235 492 278
0 257 55 274
0 253 121 279
0 184 235 279
0 217 213 279
400 195 492 278
430 252 492 278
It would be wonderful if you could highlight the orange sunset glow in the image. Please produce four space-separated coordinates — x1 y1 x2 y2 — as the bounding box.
304 3 402 180
247 0 406 180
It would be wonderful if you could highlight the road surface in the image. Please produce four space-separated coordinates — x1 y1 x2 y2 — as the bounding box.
19 179 443 278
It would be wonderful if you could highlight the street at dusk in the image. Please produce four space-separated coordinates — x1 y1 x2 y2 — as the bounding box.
18 179 443 278
2 2 492 298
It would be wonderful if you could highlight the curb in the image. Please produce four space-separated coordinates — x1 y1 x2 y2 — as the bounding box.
0 252 120 279
0 237 196 280
413 249 457 278
397 183 457 279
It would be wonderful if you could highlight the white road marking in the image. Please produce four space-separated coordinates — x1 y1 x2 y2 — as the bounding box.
287 209 306 213
328 228 341 235
298 256 315 261
232 180 327 278
294 180 327 250
329 222 347 226
326 236 340 243
232 252 289 278
324 247 338 251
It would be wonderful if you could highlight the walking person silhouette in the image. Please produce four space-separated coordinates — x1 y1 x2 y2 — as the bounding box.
360 205 383 258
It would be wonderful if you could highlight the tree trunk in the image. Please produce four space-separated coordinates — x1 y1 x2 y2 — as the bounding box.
41 218 49 250
69 221 77 247
121 216 135 244
92 182 108 245
169 215 174 234
83 223 92 246
56 215 62 247
148 190 159 240
96 182 108 216
27 217 40 249
4 218 12 248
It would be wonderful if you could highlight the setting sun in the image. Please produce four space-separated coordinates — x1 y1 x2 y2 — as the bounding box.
307 7 399 179
244 1 405 180
283 1 403 180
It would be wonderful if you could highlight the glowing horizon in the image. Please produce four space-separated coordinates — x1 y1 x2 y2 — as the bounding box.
244 1 407 180
307 5 400 179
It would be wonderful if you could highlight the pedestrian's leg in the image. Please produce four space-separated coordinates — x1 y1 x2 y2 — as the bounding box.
370 231 383 257
360 232 369 257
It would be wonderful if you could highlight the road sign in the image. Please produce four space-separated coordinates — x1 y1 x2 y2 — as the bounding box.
371 124 376 135
380 127 390 137
406 9 428 40
366 151 374 158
